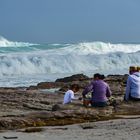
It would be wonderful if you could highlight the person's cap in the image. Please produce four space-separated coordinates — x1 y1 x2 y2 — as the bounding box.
129 66 140 74
137 66 140 72
129 66 137 74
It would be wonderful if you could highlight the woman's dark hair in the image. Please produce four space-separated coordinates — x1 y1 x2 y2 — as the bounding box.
100 74 105 80
94 73 105 80
94 73 101 79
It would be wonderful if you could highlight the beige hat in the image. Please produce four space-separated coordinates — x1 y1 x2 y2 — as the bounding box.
129 66 140 74
137 66 140 72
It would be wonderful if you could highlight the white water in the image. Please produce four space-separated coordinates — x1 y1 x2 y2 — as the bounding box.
0 36 35 47
0 36 140 87
62 42 140 54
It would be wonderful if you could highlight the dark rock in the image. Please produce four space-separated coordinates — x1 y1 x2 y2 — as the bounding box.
37 82 54 89
3 136 18 139
27 82 64 90
23 127 44 133
52 104 61 111
26 86 38 90
55 74 89 82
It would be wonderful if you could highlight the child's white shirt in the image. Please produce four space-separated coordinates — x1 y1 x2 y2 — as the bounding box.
63 90 75 104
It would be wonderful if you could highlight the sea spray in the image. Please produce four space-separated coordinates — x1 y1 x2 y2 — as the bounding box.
0 36 140 87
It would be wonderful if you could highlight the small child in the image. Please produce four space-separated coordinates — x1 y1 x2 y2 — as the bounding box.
63 84 80 104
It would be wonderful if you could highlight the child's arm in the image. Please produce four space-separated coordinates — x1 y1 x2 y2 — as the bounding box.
71 92 79 100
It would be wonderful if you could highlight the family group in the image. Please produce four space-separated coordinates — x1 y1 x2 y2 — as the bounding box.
63 66 140 107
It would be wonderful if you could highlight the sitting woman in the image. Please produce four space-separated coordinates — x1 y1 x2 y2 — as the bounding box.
82 73 112 107
124 66 140 101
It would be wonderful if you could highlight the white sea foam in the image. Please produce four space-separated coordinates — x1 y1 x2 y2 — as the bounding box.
58 42 140 55
0 36 35 47
0 36 140 87
0 50 139 77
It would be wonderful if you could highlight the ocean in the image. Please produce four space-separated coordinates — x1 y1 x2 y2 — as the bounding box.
0 36 140 87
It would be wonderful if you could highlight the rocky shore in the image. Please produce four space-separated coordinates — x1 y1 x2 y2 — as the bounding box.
0 74 140 131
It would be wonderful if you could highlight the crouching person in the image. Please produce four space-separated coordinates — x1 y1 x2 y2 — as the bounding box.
82 73 111 107
63 84 81 104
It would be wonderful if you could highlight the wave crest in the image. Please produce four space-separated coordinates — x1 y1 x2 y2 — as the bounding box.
0 36 35 47
0 51 139 76
63 42 140 55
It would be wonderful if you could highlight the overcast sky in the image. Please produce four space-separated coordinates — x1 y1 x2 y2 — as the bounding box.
0 0 140 43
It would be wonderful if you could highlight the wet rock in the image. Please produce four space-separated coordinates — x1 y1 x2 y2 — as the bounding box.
52 104 61 111
27 82 64 90
37 82 64 89
3 136 18 139
55 74 89 82
22 127 44 133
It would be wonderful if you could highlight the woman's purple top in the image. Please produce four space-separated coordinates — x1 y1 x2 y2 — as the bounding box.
82 80 111 102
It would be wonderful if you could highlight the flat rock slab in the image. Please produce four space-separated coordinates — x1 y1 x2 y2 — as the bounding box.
0 74 139 130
